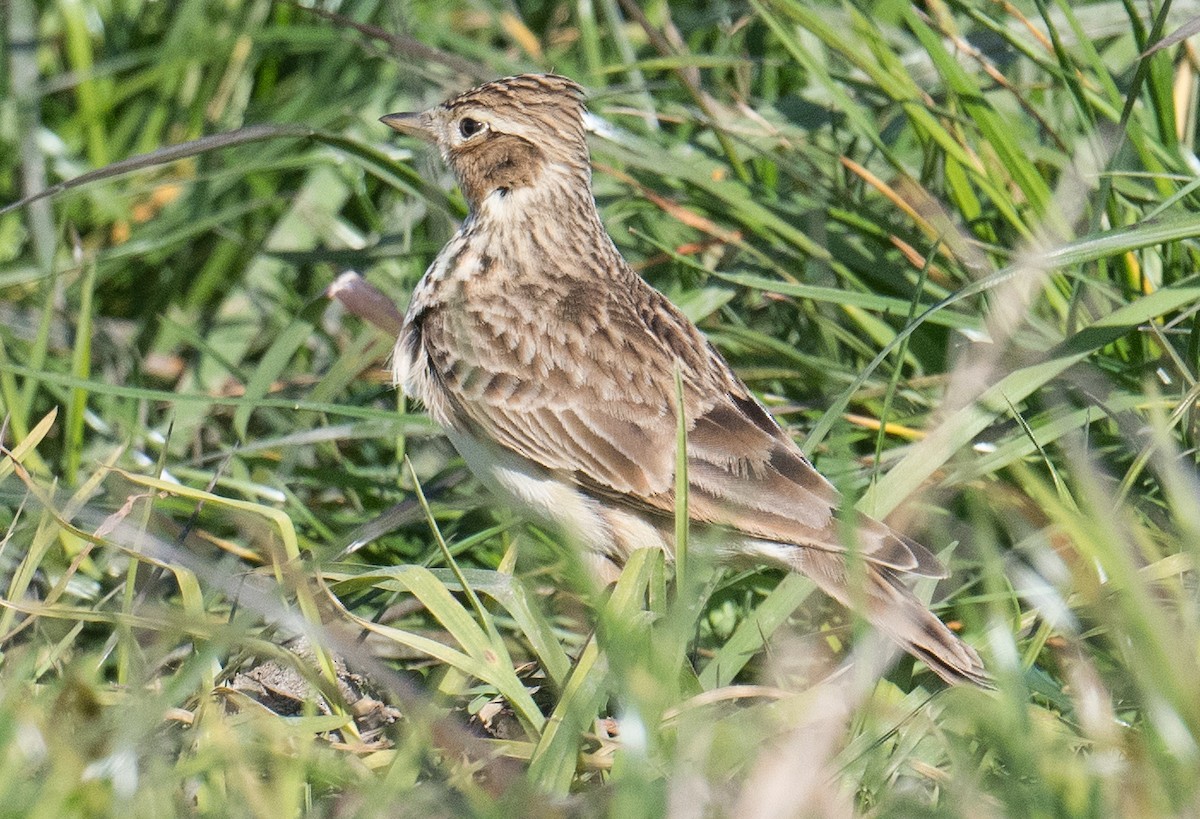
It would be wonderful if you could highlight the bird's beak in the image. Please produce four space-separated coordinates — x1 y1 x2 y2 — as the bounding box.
380 111 436 142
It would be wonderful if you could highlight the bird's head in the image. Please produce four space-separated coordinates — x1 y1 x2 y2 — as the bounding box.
382 74 590 211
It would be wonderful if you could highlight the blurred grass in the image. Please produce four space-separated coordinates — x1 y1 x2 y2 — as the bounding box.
3 0 1200 815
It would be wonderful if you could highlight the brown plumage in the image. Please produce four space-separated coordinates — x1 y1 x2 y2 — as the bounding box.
382 74 987 686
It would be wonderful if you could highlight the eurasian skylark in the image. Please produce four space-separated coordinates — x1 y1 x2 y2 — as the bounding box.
382 74 986 686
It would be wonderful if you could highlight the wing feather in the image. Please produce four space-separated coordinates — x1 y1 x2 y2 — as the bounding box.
414 274 943 577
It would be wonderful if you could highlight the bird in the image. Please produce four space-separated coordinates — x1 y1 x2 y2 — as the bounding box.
381 74 987 686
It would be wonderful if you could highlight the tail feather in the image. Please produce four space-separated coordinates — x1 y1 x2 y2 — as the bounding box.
780 540 990 687
873 575 991 687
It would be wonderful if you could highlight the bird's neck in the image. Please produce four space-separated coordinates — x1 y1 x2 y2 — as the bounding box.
463 173 626 282
470 168 595 224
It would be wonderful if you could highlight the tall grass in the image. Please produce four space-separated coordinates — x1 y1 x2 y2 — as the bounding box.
2 0 1200 814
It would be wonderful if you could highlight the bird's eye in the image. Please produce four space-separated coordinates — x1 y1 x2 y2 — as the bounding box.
459 117 484 138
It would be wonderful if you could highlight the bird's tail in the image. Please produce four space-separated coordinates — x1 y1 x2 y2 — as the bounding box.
785 545 990 687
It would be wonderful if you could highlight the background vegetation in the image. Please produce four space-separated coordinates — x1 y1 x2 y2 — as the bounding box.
3 0 1200 815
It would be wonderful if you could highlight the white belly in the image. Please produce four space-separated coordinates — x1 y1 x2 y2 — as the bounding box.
444 427 614 556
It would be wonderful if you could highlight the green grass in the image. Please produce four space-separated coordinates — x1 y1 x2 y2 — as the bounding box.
3 0 1200 815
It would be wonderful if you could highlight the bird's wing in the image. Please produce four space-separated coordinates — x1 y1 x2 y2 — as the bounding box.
412 276 942 577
